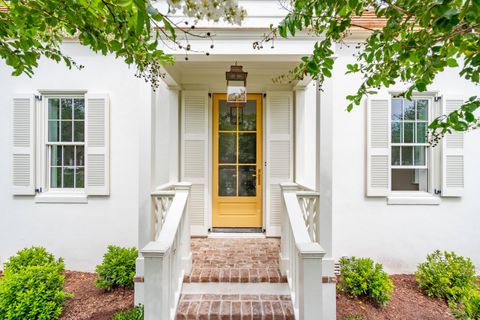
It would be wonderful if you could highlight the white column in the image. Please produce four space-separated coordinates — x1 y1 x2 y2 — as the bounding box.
142 245 168 320
294 87 306 184
135 82 155 306
316 77 336 319
298 243 325 320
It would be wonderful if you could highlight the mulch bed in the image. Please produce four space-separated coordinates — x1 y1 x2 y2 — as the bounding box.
61 271 133 320
59 272 455 320
337 274 454 320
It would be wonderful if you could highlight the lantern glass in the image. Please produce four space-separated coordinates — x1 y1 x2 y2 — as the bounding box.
227 81 246 103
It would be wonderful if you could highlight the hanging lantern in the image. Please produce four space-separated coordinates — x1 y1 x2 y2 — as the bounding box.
226 63 247 108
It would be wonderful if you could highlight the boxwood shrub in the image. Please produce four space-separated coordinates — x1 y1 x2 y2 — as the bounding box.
416 250 477 302
449 289 480 320
112 305 144 320
0 247 68 320
95 245 138 291
338 256 394 305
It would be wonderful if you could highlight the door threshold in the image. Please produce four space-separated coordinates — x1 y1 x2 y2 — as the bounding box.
211 227 263 233
209 228 266 239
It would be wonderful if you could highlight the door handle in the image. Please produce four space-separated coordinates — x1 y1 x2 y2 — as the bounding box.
257 168 261 186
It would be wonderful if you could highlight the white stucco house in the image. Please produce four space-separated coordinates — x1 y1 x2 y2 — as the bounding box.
1 1 479 319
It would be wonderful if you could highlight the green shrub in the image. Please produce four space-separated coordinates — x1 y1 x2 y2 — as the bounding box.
342 316 367 320
449 289 480 320
95 245 138 291
416 250 477 302
338 256 394 305
4 246 63 273
0 249 68 320
112 305 144 320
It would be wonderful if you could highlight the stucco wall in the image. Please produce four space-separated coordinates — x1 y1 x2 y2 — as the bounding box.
330 43 480 273
0 43 146 271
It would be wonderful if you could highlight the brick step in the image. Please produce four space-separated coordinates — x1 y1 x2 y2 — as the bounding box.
183 267 287 283
176 294 294 320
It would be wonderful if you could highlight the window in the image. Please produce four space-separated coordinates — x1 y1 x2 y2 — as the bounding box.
390 98 429 191
46 97 85 190
12 92 109 200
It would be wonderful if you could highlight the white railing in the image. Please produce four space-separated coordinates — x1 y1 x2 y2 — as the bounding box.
280 183 325 320
141 182 192 320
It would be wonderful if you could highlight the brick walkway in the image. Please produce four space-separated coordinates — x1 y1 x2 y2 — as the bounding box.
184 238 286 283
178 238 293 319
176 294 294 320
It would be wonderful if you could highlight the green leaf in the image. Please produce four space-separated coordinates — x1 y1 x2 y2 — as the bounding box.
446 58 459 67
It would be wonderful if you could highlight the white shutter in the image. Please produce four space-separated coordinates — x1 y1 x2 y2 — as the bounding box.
86 94 110 196
266 91 293 237
12 94 36 195
181 91 209 236
441 96 464 197
366 96 391 196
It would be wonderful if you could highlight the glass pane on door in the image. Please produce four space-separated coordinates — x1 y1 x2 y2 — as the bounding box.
217 100 258 197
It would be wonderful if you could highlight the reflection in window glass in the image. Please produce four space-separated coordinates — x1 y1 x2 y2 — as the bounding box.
390 97 429 191
238 101 256 131
219 166 236 196
239 166 256 196
392 169 428 191
219 133 236 163
47 97 85 189
238 133 256 163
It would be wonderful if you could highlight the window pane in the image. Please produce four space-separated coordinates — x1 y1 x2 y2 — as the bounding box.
74 121 84 142
404 100 415 120
391 122 402 143
219 101 236 131
401 146 413 165
417 122 427 143
76 146 85 166
61 98 73 120
75 168 84 188
50 167 62 188
417 99 428 120
238 133 256 164
48 99 60 120
391 99 403 120
218 166 236 196
51 145 62 166
63 146 75 166
48 121 60 142
392 169 428 191
415 146 426 166
63 167 74 188
404 122 414 143
61 121 72 142
238 101 256 131
391 146 401 165
74 99 85 120
219 133 236 163
238 166 256 196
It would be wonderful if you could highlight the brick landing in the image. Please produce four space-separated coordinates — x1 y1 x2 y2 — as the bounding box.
176 294 294 320
184 238 286 283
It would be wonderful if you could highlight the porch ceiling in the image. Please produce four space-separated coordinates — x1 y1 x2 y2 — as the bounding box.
163 57 308 91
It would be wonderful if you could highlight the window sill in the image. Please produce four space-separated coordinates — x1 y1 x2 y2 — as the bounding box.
35 192 88 204
387 192 441 205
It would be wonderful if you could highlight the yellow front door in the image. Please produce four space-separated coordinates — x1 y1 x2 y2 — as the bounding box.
213 94 263 228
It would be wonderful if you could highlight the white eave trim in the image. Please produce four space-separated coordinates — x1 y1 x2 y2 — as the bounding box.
387 191 441 205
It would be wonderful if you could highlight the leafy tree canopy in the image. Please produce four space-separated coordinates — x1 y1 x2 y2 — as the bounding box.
264 0 480 139
0 0 245 88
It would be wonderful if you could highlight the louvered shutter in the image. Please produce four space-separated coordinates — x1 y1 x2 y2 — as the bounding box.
12 94 36 195
441 97 464 197
86 94 110 195
266 91 293 237
366 96 391 196
181 91 209 236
